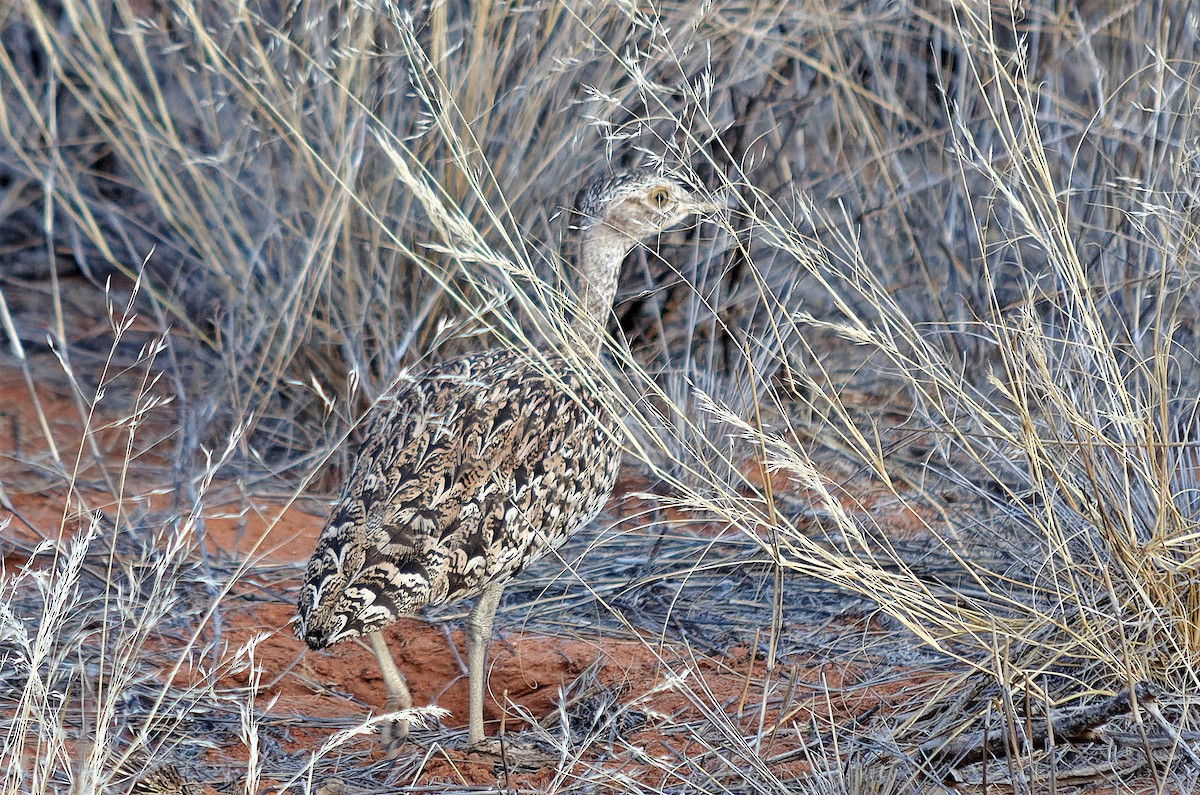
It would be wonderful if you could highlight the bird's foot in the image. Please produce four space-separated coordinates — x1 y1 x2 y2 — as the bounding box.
380 715 410 759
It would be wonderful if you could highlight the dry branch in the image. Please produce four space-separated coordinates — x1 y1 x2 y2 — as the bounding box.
918 681 1158 770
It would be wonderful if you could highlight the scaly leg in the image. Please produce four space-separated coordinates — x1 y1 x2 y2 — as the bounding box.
465 580 506 747
368 630 412 756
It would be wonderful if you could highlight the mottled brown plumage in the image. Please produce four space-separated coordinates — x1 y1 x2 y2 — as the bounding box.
297 350 621 647
295 169 724 752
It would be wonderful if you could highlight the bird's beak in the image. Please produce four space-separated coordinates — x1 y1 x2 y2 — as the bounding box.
687 190 734 220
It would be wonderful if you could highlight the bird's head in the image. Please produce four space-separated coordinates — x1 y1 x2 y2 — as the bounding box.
575 170 727 243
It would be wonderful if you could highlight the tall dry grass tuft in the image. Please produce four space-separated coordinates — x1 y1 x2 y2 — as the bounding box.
648 0 1200 785
0 0 788 472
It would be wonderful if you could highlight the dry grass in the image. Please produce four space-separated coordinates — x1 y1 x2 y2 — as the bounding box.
2 0 1199 793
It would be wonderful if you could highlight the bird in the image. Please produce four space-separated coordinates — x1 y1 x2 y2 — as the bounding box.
295 168 725 754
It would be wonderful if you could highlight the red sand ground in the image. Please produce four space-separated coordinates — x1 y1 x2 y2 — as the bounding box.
181 494 942 788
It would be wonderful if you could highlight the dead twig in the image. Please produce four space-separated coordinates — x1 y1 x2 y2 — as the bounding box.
919 682 1158 769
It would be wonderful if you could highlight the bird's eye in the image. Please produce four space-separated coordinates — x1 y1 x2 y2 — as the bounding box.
648 186 671 209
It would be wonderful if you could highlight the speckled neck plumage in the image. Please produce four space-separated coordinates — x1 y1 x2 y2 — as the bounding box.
573 222 634 351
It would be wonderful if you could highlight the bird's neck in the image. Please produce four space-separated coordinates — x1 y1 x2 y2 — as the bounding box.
573 224 634 352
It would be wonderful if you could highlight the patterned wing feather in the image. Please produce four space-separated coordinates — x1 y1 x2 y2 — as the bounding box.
296 350 621 649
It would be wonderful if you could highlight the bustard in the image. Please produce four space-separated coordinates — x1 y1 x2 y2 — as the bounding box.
295 169 724 752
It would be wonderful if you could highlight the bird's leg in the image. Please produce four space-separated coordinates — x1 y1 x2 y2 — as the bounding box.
367 630 412 756
465 580 506 748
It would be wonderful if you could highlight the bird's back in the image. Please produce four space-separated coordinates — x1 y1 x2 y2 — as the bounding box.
296 349 621 649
